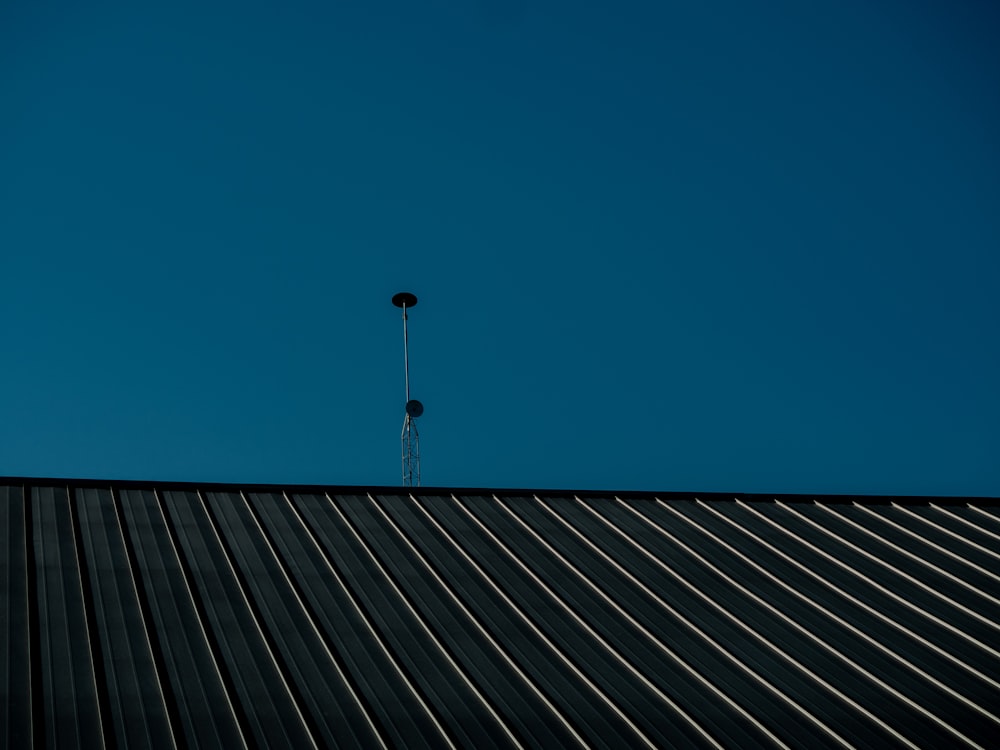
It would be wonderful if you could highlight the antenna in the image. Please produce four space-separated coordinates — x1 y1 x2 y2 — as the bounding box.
392 292 422 486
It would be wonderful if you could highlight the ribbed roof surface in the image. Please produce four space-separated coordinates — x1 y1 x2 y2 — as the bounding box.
2 480 999 748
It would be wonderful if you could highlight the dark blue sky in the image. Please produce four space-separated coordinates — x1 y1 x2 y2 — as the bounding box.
2 1 998 495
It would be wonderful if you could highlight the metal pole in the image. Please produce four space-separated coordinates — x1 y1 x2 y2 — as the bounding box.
402 302 410 402
392 292 421 487
402 303 411 486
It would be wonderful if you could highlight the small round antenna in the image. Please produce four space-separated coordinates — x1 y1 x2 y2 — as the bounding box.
393 292 422 486
392 292 418 309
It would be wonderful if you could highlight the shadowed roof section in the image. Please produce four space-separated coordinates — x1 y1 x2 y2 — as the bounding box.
2 479 1000 748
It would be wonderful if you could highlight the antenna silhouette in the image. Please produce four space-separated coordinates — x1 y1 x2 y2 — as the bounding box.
392 292 422 486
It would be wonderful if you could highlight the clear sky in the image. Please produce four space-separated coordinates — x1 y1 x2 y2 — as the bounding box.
2 0 998 495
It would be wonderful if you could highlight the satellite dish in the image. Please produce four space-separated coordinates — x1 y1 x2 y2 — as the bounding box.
405 399 424 418
392 292 418 308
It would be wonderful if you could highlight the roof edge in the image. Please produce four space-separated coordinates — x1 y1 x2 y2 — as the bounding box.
1 476 997 506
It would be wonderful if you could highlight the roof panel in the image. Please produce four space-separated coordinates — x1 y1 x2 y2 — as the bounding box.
646 499 1000 740
1 486 31 748
32 486 106 748
365 493 588 749
159 489 315 749
572 497 936 747
853 505 1000 597
2 481 999 748
246 491 438 749
74 488 174 749
507 495 825 748
116 488 244 749
203 491 384 748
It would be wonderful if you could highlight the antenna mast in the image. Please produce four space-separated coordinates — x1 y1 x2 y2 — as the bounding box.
392 292 423 486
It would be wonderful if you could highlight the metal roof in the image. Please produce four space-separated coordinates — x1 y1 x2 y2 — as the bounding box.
2 479 999 748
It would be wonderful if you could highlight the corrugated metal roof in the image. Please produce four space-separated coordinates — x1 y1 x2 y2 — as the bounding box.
2 480 999 748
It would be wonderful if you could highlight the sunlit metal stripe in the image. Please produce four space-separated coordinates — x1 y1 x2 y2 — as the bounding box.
509 496 749 748
74 490 131 748
968 506 1000 532
237 493 389 750
614 497 937 746
12 482 1000 749
397 494 610 749
927 504 1000 550
652 500 999 739
106 489 179 749
326 494 462 750
848 503 1000 604
336 492 526 746
65 487 112 750
678 500 1000 723
765 501 1000 659
447 494 664 750
383 493 592 748
785 502 1000 637
194 491 320 750
287 494 457 750
642 499 985 748
714 500 1000 691
509 495 795 749
554 495 885 748
355 493 527 749
152 489 251 749
892 503 1000 564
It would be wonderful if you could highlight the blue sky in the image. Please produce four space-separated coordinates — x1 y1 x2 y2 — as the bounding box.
2 0 998 495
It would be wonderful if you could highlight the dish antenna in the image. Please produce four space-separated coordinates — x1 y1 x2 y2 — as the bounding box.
392 292 422 486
